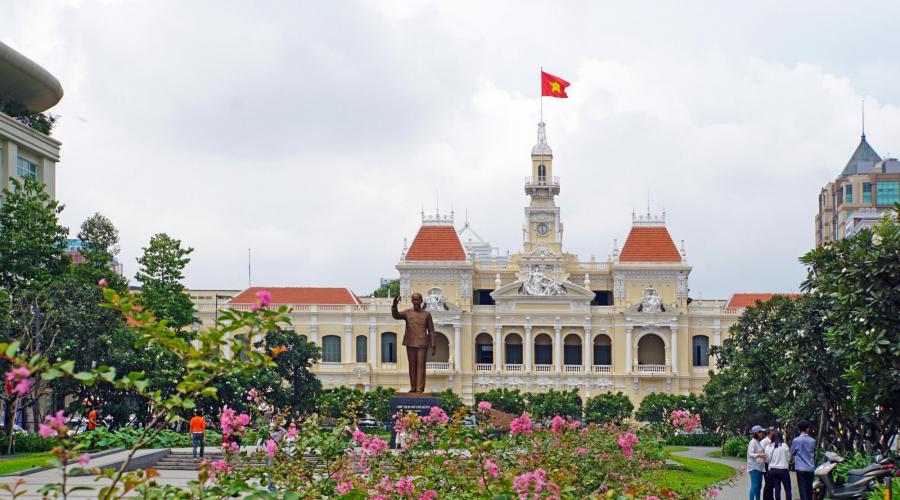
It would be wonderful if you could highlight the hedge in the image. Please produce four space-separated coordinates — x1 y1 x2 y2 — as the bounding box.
665 433 724 447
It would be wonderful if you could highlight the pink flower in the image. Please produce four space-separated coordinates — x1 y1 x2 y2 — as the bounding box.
709 487 719 497
265 438 277 458
484 459 499 477
394 476 415 496
98 278 108 287
478 401 492 411
257 290 271 308
351 429 367 445
419 491 438 500
510 413 533 436
238 413 250 426
618 431 639 458
39 410 67 438
427 406 449 424
550 415 566 435
287 424 298 438
337 481 353 494
38 423 55 438
513 469 559 499
76 454 90 466
573 447 588 457
5 366 30 397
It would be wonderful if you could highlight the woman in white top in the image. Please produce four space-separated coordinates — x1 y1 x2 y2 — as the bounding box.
764 431 792 500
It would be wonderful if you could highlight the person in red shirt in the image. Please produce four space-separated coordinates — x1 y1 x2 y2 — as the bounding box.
189 411 206 458
87 409 98 431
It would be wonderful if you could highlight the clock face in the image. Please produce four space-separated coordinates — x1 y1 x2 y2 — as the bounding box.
536 222 550 236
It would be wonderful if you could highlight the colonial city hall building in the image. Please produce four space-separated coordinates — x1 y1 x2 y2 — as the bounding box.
226 123 779 405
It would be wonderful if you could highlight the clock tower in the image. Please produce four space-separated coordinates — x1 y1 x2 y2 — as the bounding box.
523 122 562 254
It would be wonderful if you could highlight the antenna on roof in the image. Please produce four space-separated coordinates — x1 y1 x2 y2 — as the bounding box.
861 98 866 138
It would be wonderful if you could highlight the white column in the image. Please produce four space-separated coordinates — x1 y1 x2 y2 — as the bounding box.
554 325 562 373
495 326 502 373
583 327 592 371
343 324 352 365
625 326 633 374
453 321 461 373
368 324 377 370
310 322 319 345
670 326 679 375
524 325 533 372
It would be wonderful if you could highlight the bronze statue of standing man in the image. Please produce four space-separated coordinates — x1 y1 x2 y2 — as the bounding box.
391 293 436 393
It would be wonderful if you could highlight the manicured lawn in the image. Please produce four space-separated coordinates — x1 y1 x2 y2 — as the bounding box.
648 454 735 496
0 452 53 475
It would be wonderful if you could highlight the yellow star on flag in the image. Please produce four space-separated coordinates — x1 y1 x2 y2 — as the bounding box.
550 81 562 93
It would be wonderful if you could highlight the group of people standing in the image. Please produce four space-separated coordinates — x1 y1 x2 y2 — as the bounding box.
747 421 817 500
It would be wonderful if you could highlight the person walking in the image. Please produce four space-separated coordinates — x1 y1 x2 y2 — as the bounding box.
791 421 816 500
765 431 792 500
748 425 768 500
87 408 98 431
190 411 206 459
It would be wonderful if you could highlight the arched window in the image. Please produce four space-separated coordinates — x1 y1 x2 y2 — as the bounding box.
563 333 582 365
534 333 552 365
381 332 397 363
356 335 367 363
637 334 665 365
692 335 709 367
298 334 308 343
428 332 450 362
322 335 341 363
538 164 546 182
593 334 612 366
505 333 523 364
475 332 493 364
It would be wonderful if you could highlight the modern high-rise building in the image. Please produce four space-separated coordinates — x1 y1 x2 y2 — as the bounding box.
0 41 64 198
816 129 900 246
217 122 789 405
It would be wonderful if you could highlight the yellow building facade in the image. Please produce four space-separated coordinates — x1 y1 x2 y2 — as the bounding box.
226 123 772 405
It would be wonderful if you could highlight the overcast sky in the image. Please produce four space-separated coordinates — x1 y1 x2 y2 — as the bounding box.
6 0 900 299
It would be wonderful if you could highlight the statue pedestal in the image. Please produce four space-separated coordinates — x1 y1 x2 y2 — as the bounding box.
389 393 443 449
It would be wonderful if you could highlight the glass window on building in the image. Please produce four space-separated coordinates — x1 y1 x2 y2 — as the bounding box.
563 344 581 365
355 335 367 363
863 182 872 204
322 335 341 363
845 185 853 203
692 335 709 367
505 344 523 364
877 181 900 205
534 344 552 365
476 343 493 364
16 157 37 180
381 332 397 363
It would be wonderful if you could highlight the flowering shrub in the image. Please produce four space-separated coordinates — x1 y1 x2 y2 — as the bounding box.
669 409 702 434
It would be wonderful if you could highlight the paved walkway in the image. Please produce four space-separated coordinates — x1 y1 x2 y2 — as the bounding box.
673 447 802 500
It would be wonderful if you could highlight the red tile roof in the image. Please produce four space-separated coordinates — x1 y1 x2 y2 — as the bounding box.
726 293 800 308
619 227 682 262
405 226 467 261
229 287 359 305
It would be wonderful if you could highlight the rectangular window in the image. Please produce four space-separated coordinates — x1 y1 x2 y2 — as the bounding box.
876 181 900 205
845 185 853 203
594 345 612 366
534 345 552 365
476 344 493 364
863 183 872 204
505 345 523 364
16 157 37 180
563 345 581 365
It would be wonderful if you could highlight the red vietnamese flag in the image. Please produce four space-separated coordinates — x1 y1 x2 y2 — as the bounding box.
541 70 570 98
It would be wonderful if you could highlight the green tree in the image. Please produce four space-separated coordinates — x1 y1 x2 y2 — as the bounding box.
372 279 399 298
316 387 365 420
525 389 582 420
0 178 70 432
435 388 464 415
134 233 195 330
799 210 900 451
475 388 525 415
584 391 633 424
363 386 397 423
256 328 322 418
635 392 700 424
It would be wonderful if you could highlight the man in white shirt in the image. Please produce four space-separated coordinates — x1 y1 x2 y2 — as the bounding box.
760 429 773 500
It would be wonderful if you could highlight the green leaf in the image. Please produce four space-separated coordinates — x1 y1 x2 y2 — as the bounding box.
5 341 20 357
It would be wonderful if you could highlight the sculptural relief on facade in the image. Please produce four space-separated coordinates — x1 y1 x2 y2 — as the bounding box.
520 265 567 296
639 287 665 313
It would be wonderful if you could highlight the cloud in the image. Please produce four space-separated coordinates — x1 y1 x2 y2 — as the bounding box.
5 0 900 299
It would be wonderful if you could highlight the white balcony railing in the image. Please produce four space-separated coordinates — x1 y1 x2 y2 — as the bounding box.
563 365 582 373
476 363 493 372
534 364 552 372
505 364 523 372
381 363 398 370
525 175 560 187
426 362 451 371
637 364 667 373
593 365 612 373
